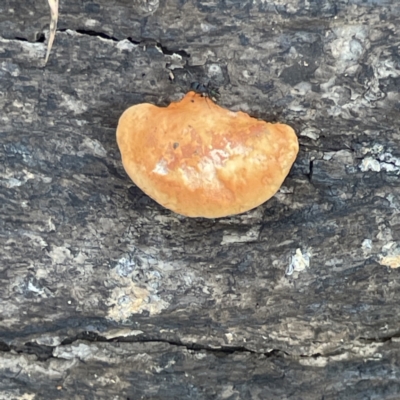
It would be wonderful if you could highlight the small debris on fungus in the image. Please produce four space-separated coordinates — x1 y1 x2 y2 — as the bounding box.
116 91 299 218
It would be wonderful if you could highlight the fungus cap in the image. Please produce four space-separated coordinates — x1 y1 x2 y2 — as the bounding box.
117 92 299 218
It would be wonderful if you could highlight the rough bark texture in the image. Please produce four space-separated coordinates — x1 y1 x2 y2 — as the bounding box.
1 0 400 398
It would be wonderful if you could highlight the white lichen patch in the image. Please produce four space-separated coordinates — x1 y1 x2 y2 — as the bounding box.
366 143 384 155
359 146 400 174
0 392 36 400
0 37 46 59
361 239 372 257
84 18 99 28
286 248 311 276
52 342 148 388
208 63 222 77
53 342 94 361
378 152 400 168
329 25 369 75
1 61 20 76
166 53 185 70
33 335 63 347
1 352 75 380
225 332 234 343
78 137 107 158
375 58 400 79
300 127 320 140
221 226 260 245
200 22 215 32
116 39 138 52
48 246 72 264
152 357 177 373
298 357 328 367
0 168 52 188
101 328 144 339
293 81 312 96
22 231 48 250
59 94 88 115
386 194 400 210
19 394 36 400
7 258 54 303
1 177 23 188
360 157 381 172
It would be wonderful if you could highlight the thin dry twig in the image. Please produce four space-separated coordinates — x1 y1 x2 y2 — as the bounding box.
44 0 59 65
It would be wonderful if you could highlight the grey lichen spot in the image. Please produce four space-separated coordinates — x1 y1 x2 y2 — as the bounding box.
300 127 320 140
360 157 382 172
132 0 159 15
221 226 261 245
78 138 107 158
59 94 88 115
116 39 138 52
329 25 369 75
1 61 20 76
208 64 223 79
106 252 169 322
359 145 400 174
286 249 310 276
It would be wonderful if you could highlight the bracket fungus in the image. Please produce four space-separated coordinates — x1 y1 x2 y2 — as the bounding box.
116 92 299 218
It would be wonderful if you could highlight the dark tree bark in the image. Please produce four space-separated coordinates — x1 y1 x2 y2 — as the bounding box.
1 0 400 398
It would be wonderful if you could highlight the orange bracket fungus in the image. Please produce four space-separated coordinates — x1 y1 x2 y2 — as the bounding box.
116 91 299 218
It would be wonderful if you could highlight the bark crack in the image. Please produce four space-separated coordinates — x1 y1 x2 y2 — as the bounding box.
46 28 190 58
2 331 395 363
